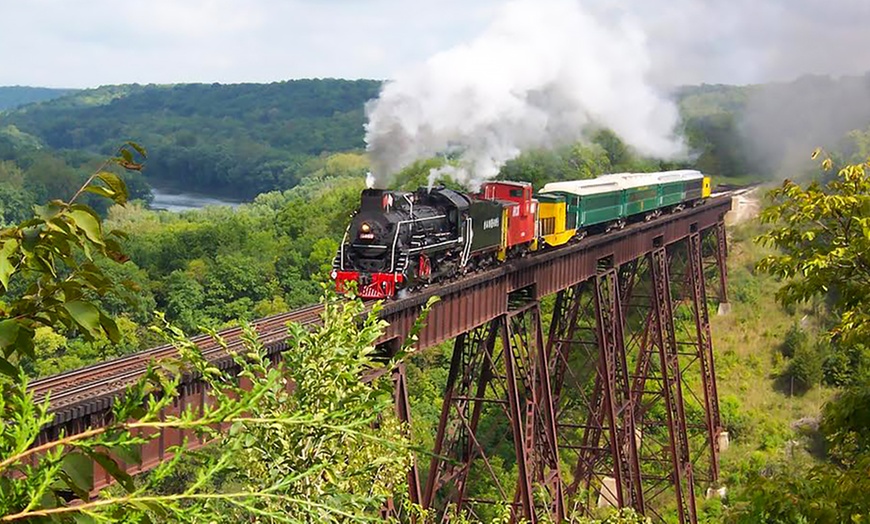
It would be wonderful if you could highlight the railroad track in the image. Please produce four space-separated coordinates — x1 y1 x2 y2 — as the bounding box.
30 304 325 412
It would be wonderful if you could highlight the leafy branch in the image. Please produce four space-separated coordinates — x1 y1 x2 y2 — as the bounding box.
0 142 146 375
0 145 430 523
755 152 870 345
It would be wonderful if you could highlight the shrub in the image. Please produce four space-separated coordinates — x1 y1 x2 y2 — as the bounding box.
730 267 761 305
788 339 826 390
822 342 870 387
781 322 808 358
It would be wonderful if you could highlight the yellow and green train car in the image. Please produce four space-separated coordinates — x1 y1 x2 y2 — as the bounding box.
537 193 575 247
534 170 712 248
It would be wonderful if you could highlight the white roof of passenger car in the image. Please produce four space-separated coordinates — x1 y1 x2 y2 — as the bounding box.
540 170 705 196
654 169 704 183
541 178 625 196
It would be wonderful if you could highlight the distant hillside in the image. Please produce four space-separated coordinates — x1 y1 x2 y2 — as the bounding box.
676 74 870 178
0 86 79 111
3 80 382 197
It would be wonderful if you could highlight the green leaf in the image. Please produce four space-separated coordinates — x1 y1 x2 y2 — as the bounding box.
48 216 73 235
100 311 121 343
61 452 94 496
14 325 34 359
68 208 104 246
0 356 18 377
0 319 19 349
0 238 19 290
130 500 168 517
74 513 97 524
84 185 117 200
34 202 63 221
89 451 134 492
63 300 102 338
111 443 142 466
95 171 128 205
126 141 148 158
58 470 90 502
38 488 60 511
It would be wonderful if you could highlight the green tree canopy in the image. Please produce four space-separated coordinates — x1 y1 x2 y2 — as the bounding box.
756 157 870 345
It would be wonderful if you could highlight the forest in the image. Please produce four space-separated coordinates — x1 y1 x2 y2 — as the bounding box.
0 80 381 198
1 74 870 522
0 86 77 111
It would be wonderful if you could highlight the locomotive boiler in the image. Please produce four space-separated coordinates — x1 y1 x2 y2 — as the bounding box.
332 186 508 299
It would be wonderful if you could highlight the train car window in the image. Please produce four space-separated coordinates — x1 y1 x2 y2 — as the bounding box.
593 193 621 207
509 189 523 198
630 189 657 202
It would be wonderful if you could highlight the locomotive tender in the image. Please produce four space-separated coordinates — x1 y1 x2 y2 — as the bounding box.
332 170 712 299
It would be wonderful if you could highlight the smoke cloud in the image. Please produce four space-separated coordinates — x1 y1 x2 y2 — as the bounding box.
624 0 870 179
630 0 870 87
364 0 683 189
740 74 870 177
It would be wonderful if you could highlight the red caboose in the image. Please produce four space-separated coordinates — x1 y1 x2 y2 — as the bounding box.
480 181 538 256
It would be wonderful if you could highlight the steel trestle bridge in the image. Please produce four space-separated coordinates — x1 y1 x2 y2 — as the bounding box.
30 193 736 524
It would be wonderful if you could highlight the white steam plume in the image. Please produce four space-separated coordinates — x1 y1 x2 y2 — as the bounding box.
364 0 684 189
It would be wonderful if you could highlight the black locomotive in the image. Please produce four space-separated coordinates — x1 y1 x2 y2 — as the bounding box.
332 186 505 298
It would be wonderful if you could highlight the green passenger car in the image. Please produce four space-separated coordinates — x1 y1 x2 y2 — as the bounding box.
538 178 624 229
659 181 686 207
540 170 707 232
580 191 623 225
624 185 659 215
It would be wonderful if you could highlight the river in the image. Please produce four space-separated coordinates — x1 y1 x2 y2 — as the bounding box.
149 188 244 212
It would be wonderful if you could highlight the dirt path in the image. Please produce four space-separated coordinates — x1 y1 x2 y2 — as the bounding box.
725 187 761 225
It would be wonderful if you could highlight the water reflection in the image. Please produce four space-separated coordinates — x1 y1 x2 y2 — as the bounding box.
149 188 243 212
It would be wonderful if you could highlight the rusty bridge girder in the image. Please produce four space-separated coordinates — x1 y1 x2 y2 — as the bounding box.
420 296 564 523
412 222 730 524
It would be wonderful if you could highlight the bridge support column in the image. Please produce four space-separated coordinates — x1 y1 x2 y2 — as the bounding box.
714 222 730 312
422 299 563 523
550 270 644 518
650 247 698 524
688 233 723 483
514 303 566 521
593 267 644 512
548 282 609 505
393 362 422 509
423 325 498 517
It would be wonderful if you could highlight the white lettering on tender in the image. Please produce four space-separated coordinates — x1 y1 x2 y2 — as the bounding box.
483 217 500 230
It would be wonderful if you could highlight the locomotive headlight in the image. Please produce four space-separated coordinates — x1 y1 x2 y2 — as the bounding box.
358 222 375 240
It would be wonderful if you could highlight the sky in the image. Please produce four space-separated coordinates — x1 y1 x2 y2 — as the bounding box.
2 0 870 89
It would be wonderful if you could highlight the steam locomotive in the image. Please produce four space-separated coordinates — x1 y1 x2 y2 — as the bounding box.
332 170 712 299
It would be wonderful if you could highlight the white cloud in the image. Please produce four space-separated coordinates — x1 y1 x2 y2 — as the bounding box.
0 0 868 88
